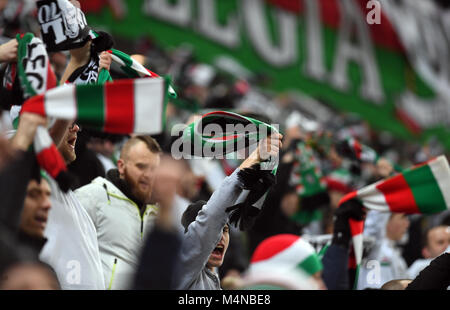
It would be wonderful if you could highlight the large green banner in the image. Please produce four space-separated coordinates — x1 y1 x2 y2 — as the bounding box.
82 0 450 149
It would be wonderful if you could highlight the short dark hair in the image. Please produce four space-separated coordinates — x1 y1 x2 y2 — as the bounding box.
120 135 162 159
181 200 207 233
422 225 449 249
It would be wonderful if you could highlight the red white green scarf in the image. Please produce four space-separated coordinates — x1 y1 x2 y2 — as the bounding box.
89 30 177 98
182 110 278 158
21 77 170 135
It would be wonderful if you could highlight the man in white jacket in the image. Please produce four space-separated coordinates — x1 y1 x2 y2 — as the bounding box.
75 135 162 289
39 121 105 290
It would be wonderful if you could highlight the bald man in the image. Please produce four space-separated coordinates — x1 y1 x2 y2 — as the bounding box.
75 136 162 290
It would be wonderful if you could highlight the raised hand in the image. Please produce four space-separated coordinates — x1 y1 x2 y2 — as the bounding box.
0 39 18 63
98 51 112 73
240 133 283 170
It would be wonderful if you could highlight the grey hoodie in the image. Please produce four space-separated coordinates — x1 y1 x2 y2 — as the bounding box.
175 168 244 290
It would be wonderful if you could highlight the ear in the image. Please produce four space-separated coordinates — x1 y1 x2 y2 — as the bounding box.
422 247 431 259
117 159 125 177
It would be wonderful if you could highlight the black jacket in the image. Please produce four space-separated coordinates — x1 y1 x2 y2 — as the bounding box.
406 253 450 290
321 244 351 290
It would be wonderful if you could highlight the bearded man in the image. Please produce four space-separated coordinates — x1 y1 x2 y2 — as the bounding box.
75 135 161 290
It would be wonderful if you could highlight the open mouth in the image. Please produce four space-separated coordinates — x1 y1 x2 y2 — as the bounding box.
211 244 225 258
67 137 77 149
34 214 48 228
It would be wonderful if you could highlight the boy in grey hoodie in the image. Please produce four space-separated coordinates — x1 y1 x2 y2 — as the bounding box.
174 134 282 290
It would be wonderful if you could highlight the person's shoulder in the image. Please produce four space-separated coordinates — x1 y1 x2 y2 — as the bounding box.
409 258 431 268
74 176 111 199
77 176 108 190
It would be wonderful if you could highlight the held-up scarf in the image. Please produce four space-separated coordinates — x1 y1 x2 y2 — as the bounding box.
21 76 170 135
15 33 72 191
101 48 177 98
73 30 178 98
182 111 279 230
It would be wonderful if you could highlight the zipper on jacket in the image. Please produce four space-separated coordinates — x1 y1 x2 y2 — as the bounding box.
140 205 150 240
105 192 156 239
108 258 118 290
103 183 111 205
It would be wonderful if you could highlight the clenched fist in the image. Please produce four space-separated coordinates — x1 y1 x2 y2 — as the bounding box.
0 39 18 63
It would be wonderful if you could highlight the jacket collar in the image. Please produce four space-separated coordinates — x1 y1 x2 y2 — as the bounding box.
105 169 145 209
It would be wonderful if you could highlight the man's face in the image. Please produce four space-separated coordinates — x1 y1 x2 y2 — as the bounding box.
58 122 80 164
386 213 410 241
424 226 450 258
118 141 160 204
207 225 230 270
20 179 51 238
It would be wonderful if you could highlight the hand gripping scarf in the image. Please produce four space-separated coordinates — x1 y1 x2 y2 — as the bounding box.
181 111 279 230
100 48 177 98
77 30 177 99
338 155 450 288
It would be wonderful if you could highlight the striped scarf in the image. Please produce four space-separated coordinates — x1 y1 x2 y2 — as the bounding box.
89 30 177 98
291 140 327 198
21 77 170 135
15 33 71 191
181 110 278 159
288 140 329 225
